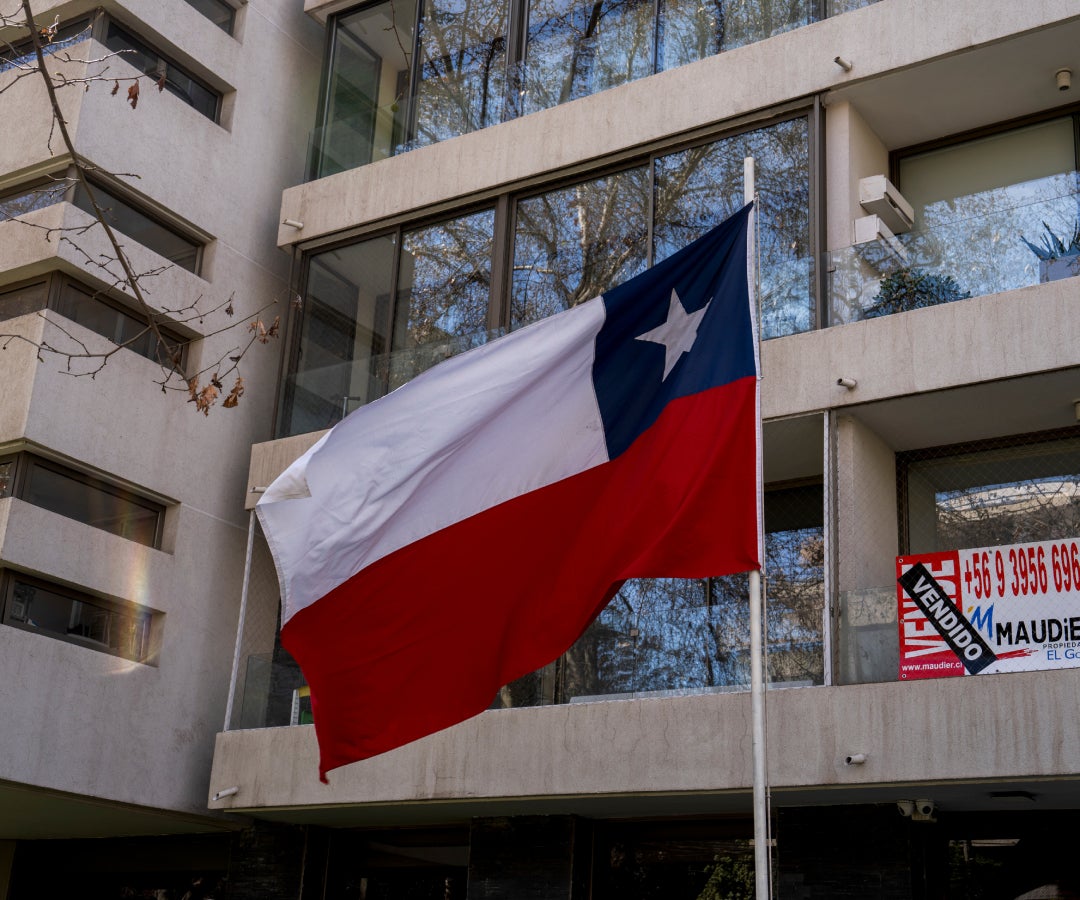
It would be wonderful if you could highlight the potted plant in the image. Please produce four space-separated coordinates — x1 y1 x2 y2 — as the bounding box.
863 267 972 319
1020 220 1080 283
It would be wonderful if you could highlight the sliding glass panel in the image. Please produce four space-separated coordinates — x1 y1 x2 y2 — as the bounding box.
654 116 812 338
410 0 509 149
314 1 417 177
285 235 397 435
511 166 650 328
390 210 496 390
521 0 655 115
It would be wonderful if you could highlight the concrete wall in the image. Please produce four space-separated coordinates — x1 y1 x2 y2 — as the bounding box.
209 667 1080 815
0 0 322 825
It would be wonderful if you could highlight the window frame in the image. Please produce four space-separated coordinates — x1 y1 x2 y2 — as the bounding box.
72 177 205 275
0 450 167 549
0 271 189 368
181 0 237 35
0 570 157 664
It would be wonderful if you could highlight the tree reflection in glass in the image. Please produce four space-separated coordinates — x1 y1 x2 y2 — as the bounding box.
511 167 650 328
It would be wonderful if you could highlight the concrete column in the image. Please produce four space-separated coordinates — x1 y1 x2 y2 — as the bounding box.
835 415 900 684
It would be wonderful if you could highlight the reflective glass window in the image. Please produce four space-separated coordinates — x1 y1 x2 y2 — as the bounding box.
312 1 417 178
511 167 650 328
53 278 185 366
285 234 398 435
0 180 69 220
410 0 510 149
3 575 154 663
520 0 655 116
390 211 497 389
897 117 1078 301
103 21 220 121
73 182 201 273
655 116 813 338
183 0 236 33
283 209 495 435
21 456 164 547
902 431 1080 555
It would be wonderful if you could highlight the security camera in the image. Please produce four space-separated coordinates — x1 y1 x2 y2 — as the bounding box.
915 799 935 817
897 800 914 817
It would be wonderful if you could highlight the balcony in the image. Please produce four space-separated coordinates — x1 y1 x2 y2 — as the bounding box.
831 170 1080 324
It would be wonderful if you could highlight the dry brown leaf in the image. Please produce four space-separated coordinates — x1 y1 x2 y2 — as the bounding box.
111 80 120 96
155 73 167 92
222 377 244 409
127 81 140 110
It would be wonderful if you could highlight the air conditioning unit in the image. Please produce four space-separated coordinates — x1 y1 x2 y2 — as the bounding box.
854 214 907 264
858 174 915 234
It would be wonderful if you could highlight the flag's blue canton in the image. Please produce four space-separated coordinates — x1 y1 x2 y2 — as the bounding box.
592 204 756 460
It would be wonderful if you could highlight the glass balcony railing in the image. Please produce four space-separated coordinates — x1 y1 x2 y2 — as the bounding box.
830 174 1080 324
233 591 824 730
279 328 501 438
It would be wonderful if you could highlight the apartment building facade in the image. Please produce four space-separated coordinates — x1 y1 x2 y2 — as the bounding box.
4 0 1080 897
0 0 322 897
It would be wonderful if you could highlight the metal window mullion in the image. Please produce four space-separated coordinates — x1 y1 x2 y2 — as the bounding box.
489 193 514 332
405 0 427 149
810 94 827 330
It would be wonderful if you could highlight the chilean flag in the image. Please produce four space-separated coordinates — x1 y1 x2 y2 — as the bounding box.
258 204 761 780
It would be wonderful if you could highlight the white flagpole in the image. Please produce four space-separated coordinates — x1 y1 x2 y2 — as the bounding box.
224 510 257 732
744 156 771 900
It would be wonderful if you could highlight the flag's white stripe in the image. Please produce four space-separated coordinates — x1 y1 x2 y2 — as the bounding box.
259 297 610 624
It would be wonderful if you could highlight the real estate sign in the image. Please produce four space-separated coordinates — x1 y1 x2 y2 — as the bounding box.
897 538 1080 680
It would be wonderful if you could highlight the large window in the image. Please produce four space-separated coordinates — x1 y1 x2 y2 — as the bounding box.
0 572 155 663
0 273 187 367
310 0 875 175
900 428 1080 556
287 114 813 436
72 181 203 274
0 452 166 548
281 208 497 436
0 13 221 121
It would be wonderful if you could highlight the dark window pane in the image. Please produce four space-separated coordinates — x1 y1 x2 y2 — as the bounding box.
54 280 183 365
521 0 655 115
183 0 235 33
410 0 509 148
73 183 200 273
103 21 220 121
5 578 152 662
0 19 91 73
654 117 813 338
314 2 416 177
24 461 162 547
0 459 13 497
511 167 650 329
0 281 48 322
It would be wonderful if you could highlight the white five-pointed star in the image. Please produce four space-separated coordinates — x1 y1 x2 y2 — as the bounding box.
635 288 711 381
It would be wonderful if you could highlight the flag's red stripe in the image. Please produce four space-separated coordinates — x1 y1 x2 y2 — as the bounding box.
282 377 758 778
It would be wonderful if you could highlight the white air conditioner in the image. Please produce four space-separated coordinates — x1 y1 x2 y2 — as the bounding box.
854 214 908 264
858 174 914 234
